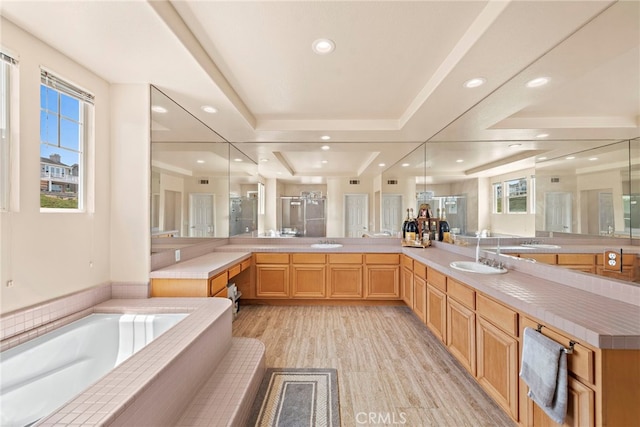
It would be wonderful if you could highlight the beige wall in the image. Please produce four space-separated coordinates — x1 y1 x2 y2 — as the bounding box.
1 18 113 313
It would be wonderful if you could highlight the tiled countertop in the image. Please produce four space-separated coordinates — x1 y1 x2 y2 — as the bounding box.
149 252 251 279
402 246 640 350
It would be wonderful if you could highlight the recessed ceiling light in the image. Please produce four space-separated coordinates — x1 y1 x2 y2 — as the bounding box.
201 105 218 114
536 133 549 138
378 163 386 167
402 163 410 167
509 143 521 148
151 105 167 113
526 77 550 88
260 158 269 162
321 160 328 164
196 160 205 164
234 158 243 162
456 159 464 163
312 38 335 55
538 156 547 161
321 145 330 151
320 135 331 141
565 156 575 160
463 77 486 88
589 157 598 161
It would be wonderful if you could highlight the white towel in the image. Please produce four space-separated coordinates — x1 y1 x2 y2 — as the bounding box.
520 327 568 424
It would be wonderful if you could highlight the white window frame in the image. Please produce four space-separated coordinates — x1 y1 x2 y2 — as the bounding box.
492 182 503 214
39 70 94 212
0 52 17 212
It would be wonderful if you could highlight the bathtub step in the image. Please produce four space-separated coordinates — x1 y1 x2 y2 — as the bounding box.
175 337 266 427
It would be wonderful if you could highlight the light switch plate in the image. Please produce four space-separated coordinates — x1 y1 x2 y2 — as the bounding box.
175 249 181 262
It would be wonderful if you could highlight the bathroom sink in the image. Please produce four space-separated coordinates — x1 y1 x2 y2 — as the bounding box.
310 243 343 249
520 244 561 249
449 261 508 275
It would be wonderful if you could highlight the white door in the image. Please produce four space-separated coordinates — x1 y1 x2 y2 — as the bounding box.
345 194 368 237
189 193 215 237
545 192 571 233
381 194 403 235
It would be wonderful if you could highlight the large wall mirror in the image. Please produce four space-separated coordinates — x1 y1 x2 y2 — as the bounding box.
229 143 259 237
150 86 230 252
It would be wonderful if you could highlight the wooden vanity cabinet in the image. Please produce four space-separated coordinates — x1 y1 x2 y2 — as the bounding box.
291 253 326 298
254 253 290 298
557 254 596 274
446 278 476 375
476 294 519 420
401 255 414 308
519 317 596 427
426 267 447 342
412 261 427 323
364 254 400 299
327 253 363 299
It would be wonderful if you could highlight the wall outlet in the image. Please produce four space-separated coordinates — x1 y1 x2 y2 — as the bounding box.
175 249 181 262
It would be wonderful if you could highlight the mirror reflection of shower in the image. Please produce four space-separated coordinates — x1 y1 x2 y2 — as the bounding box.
279 192 327 237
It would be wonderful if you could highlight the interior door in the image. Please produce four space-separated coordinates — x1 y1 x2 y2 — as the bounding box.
381 194 402 235
545 192 571 233
345 194 368 237
189 193 214 237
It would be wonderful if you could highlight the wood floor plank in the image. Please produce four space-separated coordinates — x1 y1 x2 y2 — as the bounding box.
233 305 515 426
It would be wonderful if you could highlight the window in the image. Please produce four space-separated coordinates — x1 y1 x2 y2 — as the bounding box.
506 177 527 213
39 70 94 210
493 183 502 213
0 52 16 212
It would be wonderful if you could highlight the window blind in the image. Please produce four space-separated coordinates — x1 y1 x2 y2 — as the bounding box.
0 51 17 66
41 69 94 105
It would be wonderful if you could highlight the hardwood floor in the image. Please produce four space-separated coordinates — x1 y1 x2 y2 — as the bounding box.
233 305 516 426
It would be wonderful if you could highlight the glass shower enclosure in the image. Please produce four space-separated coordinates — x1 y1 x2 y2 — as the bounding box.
279 196 326 237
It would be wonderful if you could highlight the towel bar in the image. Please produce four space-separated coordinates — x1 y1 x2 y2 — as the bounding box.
535 324 576 354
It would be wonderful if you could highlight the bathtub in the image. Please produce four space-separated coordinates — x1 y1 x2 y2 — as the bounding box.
0 313 187 427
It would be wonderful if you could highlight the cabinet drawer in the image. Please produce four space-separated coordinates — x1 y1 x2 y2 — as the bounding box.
447 278 475 309
228 263 241 278
427 267 447 292
557 253 595 265
402 255 414 270
292 253 326 264
521 317 594 385
255 253 289 264
476 294 518 336
241 258 251 271
414 262 427 280
522 253 557 264
209 272 228 296
365 253 400 264
328 253 362 264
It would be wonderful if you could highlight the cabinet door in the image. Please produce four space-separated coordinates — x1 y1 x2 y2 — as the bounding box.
413 275 426 322
476 316 519 419
447 297 476 375
291 264 326 298
402 266 414 307
365 264 400 299
328 264 363 298
426 284 446 342
526 377 594 427
256 264 290 297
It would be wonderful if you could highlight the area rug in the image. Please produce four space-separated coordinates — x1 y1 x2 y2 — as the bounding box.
248 368 340 427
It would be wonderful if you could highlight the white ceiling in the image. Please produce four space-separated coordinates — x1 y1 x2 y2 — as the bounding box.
1 0 638 184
